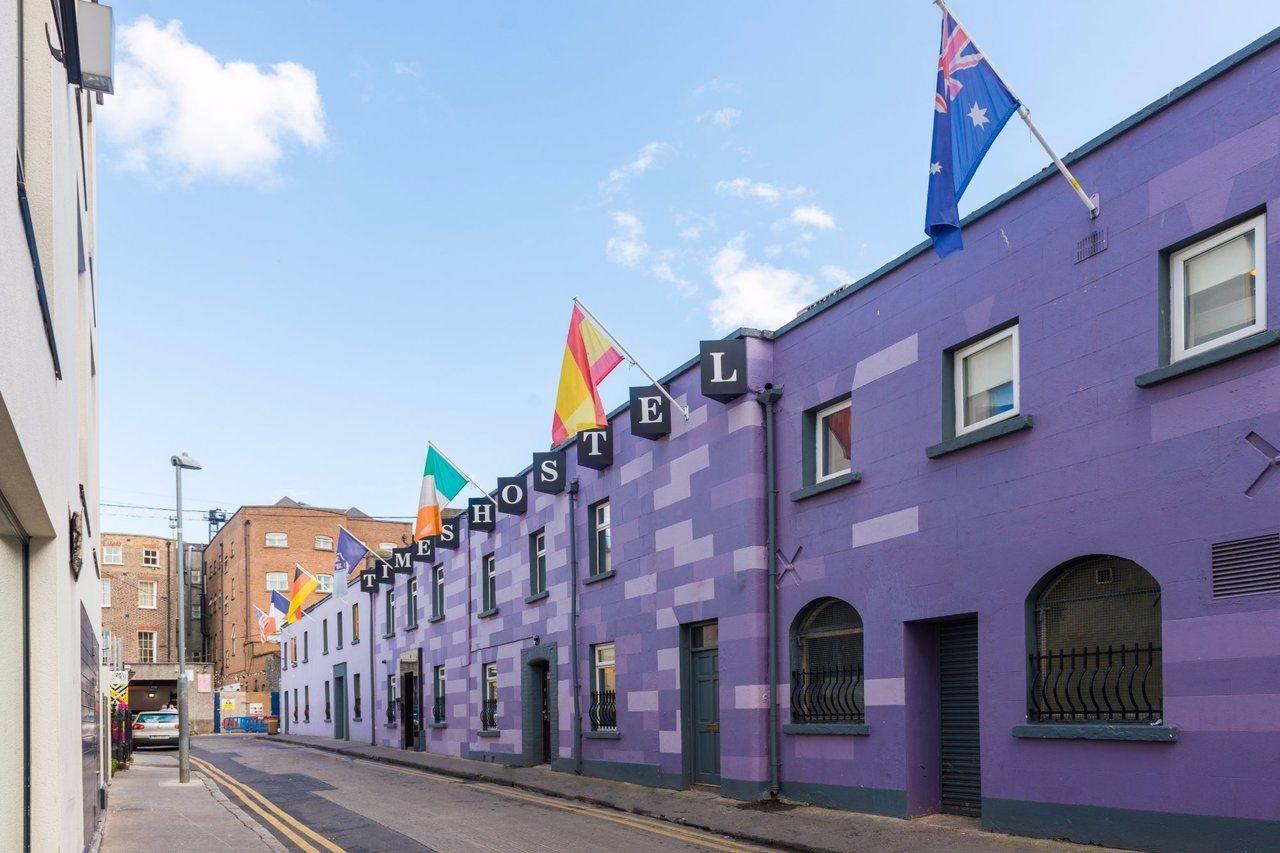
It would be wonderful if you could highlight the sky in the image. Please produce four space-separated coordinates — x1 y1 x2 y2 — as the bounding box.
96 2 1280 541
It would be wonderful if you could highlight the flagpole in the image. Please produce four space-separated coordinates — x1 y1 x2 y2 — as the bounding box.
933 0 1099 218
427 441 499 506
338 525 393 567
572 297 691 420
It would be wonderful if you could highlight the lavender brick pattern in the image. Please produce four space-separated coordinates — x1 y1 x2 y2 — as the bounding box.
283 39 1280 843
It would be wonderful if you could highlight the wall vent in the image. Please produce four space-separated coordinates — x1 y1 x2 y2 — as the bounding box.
1074 228 1108 263
1211 533 1280 598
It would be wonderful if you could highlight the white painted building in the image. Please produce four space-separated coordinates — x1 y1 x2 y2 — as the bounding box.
0 1 113 849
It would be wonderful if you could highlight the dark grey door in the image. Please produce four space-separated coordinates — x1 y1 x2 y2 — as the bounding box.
333 674 348 740
939 618 981 816
689 621 720 785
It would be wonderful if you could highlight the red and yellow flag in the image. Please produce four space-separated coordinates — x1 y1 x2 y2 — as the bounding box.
285 565 319 625
552 305 623 445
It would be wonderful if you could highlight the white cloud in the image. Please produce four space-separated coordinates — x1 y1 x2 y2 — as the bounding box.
606 211 650 267
707 235 816 332
710 107 742 128
651 250 696 296
604 141 673 193
392 60 421 76
679 225 703 241
775 205 837 230
820 264 851 284
102 16 326 184
714 177 805 204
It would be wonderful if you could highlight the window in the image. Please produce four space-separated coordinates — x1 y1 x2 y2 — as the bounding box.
100 630 111 666
101 578 111 607
432 664 446 725
314 535 334 551
589 500 611 577
191 602 201 619
293 688 299 723
137 580 157 609
322 619 329 654
406 577 419 628
353 673 362 719
1171 213 1267 362
266 572 288 592
352 602 361 642
386 674 397 725
142 548 160 567
814 399 852 482
481 662 498 730
102 545 122 565
529 530 547 597
137 631 156 664
317 573 333 593
954 324 1019 435
189 566 202 584
304 685 310 723
481 554 497 613
336 612 344 649
789 598 865 724
265 532 288 548
324 680 331 722
431 564 445 619
384 589 396 636
302 630 309 662
289 636 297 666
590 642 617 731
1028 556 1162 723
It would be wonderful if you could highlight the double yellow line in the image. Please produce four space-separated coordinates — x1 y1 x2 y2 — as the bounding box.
190 755 344 853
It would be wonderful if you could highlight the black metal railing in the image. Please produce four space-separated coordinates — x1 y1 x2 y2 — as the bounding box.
791 666 864 724
1028 643 1162 722
589 690 617 731
480 698 498 730
433 696 446 724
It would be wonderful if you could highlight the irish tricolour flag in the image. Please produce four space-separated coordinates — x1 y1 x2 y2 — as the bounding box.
416 445 467 539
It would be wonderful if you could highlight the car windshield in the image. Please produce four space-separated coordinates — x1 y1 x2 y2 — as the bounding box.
137 713 177 723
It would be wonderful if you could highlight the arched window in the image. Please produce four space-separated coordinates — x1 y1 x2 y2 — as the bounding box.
1028 556 1162 723
789 598 864 724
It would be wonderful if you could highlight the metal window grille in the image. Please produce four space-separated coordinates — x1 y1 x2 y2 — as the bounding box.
1029 556 1162 722
790 598 865 723
791 666 864 723
1211 533 1280 598
432 696 446 724
480 699 498 730
589 690 617 731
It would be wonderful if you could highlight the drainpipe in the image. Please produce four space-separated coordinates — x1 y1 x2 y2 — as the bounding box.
757 384 784 797
368 579 377 746
242 521 252 686
22 540 30 852
568 480 583 775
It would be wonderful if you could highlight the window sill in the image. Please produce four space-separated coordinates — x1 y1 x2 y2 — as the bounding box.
477 729 500 738
782 723 869 736
385 723 397 730
524 591 549 604
430 722 447 730
584 730 620 739
382 632 395 639
353 716 362 722
583 570 615 586
405 621 419 631
428 615 445 624
351 639 360 646
790 471 861 502
927 414 1034 459
1135 329 1279 388
1012 723 1178 742
478 607 499 619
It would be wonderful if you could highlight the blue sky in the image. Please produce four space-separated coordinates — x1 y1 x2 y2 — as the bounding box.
97 2 1279 540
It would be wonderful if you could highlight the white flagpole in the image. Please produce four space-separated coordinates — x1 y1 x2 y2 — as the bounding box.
427 441 499 506
934 0 1099 218
573 297 690 420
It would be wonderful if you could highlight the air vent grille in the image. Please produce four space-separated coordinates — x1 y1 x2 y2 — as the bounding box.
1075 228 1108 263
1211 533 1280 598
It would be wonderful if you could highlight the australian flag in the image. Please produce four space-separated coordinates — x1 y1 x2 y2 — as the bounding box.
925 10 1019 257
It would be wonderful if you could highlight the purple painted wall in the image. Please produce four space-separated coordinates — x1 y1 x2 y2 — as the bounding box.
279 586 373 746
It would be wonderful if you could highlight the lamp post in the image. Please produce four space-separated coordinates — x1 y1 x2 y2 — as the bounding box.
171 452 201 783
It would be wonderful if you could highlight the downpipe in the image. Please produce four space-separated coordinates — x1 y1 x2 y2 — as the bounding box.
756 383 783 798
568 480 583 775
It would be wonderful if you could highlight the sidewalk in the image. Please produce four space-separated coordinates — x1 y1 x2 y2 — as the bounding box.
98 749 284 852
267 733 1088 852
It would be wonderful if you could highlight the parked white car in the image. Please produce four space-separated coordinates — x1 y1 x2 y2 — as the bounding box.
132 712 179 747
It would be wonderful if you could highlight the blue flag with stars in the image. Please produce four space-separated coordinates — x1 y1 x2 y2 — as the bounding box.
925 10 1019 257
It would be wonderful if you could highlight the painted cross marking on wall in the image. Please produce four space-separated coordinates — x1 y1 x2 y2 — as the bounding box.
1244 431 1280 497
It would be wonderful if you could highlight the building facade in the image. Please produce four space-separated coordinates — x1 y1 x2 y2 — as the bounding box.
100 533 177 666
207 498 409 692
282 30 1280 850
0 1 111 848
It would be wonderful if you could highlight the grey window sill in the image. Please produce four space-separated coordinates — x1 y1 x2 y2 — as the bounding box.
477 729 501 738
353 716 361 722
1135 329 1279 387
478 607 499 619
429 722 447 730
428 615 445 624
790 471 862 502
351 639 360 646
583 569 615 585
1012 723 1178 742
382 632 395 639
927 414 1034 459
525 591 549 604
585 730 620 739
385 723 397 730
782 723 870 736
405 621 419 631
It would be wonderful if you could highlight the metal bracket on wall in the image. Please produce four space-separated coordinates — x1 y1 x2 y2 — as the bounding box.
776 545 803 587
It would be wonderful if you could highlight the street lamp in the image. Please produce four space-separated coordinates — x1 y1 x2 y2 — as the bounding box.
171 452 201 783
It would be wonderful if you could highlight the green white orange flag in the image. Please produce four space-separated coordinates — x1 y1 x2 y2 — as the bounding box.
416 445 468 539
285 564 319 625
552 304 623 445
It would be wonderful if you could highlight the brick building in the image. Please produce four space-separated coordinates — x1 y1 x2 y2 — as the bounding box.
207 498 409 692
100 533 177 666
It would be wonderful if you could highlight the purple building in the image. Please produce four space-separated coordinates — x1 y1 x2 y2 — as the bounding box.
282 29 1280 850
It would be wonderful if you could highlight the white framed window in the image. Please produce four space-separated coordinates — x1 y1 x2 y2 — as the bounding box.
1171 213 1267 362
191 602 202 618
266 572 289 591
954 325 1019 436
314 535 333 551
814 399 852 482
530 530 547 596
591 642 617 731
317 573 333 593
100 630 111 666
481 553 497 611
142 548 159 567
590 501 611 577
102 545 122 565
265 532 288 548
593 642 616 694
137 631 156 663
101 578 111 608
137 580 158 609
189 567 202 584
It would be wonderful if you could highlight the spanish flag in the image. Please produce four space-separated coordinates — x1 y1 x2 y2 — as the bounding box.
285 565 319 625
552 305 623 445
415 445 467 539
